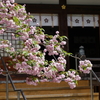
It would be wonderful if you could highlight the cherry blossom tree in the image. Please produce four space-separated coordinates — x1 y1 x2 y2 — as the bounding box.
0 0 92 89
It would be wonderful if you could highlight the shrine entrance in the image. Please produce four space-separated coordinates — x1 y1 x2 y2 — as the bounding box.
67 14 100 69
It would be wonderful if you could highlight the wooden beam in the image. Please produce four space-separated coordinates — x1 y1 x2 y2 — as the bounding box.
23 4 100 14
59 0 66 5
67 5 100 14
25 4 61 13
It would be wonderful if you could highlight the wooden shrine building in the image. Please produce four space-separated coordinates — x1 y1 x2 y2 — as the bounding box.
1 0 100 71
0 0 100 100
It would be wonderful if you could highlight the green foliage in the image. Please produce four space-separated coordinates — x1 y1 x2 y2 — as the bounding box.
13 16 21 25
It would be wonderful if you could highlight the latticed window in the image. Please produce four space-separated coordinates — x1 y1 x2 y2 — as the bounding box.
0 32 22 56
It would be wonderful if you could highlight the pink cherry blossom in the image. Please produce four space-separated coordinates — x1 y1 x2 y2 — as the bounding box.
79 60 92 74
0 0 92 89
0 29 4 34
10 0 15 3
68 82 76 89
60 41 66 45
56 31 59 34
0 69 3 74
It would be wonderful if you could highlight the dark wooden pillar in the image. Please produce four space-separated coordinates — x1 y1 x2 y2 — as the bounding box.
59 0 68 36
58 0 69 70
98 15 100 56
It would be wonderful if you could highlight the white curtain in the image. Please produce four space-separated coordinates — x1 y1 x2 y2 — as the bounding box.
30 14 58 27
30 14 99 27
67 14 99 27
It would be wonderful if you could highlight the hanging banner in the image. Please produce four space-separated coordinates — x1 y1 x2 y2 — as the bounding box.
30 14 58 27
67 14 99 27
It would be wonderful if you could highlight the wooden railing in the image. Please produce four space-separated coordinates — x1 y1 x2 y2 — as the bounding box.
87 57 100 100
0 54 27 100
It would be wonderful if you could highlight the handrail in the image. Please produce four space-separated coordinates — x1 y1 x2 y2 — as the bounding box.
75 54 100 100
0 55 27 100
91 70 100 83
75 46 100 100
87 57 100 100
90 69 100 100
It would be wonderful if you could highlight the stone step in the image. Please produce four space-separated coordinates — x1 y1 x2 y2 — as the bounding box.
0 80 90 89
0 80 99 100
0 93 99 100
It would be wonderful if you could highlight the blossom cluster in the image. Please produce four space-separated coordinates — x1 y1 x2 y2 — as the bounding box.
0 0 92 89
79 60 92 74
64 70 81 89
0 68 3 74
